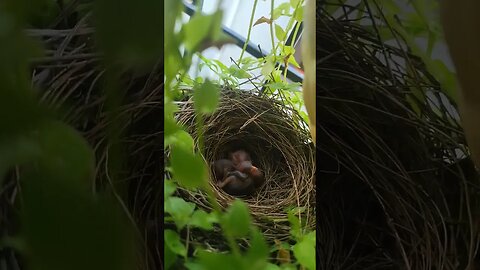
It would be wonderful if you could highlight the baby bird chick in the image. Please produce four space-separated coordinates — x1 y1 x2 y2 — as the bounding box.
236 160 265 188
218 170 255 196
211 159 234 182
229 150 251 166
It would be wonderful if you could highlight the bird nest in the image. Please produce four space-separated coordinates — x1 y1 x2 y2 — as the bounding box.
318 2 480 269
174 90 316 242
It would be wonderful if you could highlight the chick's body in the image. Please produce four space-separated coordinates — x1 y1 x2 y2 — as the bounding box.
218 171 255 196
229 150 251 166
212 159 235 182
212 149 266 196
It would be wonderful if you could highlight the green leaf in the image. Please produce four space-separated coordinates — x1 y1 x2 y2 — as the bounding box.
165 0 183 43
193 80 220 115
290 0 300 7
365 25 395 40
165 229 187 257
228 65 252 79
275 24 286 40
283 45 295 55
213 59 229 71
164 97 179 137
164 180 177 198
184 261 207 270
196 250 243 270
165 197 196 229
195 76 205 84
222 200 251 238
265 263 281 270
279 264 297 270
165 115 181 143
294 6 303 22
267 82 287 90
261 58 275 77
300 111 310 124
164 240 178 270
210 10 224 40
170 145 207 189
426 31 437 57
272 70 282 82
184 11 223 52
165 129 195 150
287 209 301 240
288 55 301 68
402 12 427 36
184 13 214 52
21 173 136 270
272 2 291 20
240 57 257 70
292 231 315 270
0 136 40 180
165 96 178 114
245 228 269 270
285 82 302 92
165 51 184 86
34 121 95 188
190 209 218 230
283 46 301 68
381 0 401 14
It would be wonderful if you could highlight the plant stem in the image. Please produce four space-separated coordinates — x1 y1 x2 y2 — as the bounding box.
196 114 241 258
290 7 303 49
195 113 205 154
204 183 241 256
270 0 276 52
281 0 304 81
239 0 259 63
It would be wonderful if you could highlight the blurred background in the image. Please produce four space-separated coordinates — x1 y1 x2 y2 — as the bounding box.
183 0 304 87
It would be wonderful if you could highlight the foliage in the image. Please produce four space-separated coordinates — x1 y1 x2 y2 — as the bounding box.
0 0 163 269
164 1 315 269
174 0 308 121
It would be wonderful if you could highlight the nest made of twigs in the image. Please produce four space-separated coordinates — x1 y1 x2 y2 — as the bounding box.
318 1 480 269
174 89 316 242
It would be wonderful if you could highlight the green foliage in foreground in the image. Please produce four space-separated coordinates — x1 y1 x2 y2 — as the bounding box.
1 0 162 269
164 0 315 269
164 179 315 270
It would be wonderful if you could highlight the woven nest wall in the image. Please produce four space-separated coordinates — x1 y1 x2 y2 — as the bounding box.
174 90 316 242
318 2 480 270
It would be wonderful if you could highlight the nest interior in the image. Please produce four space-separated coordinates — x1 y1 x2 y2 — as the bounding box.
175 89 316 242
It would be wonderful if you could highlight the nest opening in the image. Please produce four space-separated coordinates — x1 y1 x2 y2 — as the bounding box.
176 89 316 241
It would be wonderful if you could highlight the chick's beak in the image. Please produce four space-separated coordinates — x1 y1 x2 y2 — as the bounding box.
249 166 262 177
